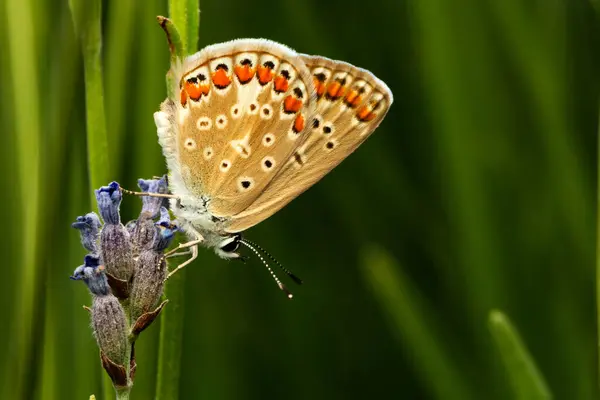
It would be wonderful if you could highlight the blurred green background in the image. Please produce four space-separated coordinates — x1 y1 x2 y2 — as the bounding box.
1 0 598 398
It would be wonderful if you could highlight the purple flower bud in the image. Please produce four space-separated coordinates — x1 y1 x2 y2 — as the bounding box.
129 177 170 255
72 212 101 254
95 182 122 225
129 249 166 322
137 176 169 218
95 182 133 281
154 207 179 251
71 255 110 296
92 294 128 366
129 208 179 322
100 223 134 282
129 219 157 256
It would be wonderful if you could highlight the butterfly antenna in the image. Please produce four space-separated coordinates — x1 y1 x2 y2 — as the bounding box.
239 240 293 299
241 238 303 285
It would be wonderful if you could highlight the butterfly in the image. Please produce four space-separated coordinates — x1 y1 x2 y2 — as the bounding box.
151 39 393 295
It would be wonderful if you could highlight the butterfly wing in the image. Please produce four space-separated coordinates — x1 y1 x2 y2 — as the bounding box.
224 55 393 233
164 39 317 219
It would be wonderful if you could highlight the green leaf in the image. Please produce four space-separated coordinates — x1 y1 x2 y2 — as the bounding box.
1 0 42 398
69 0 110 198
156 2 199 399
488 310 552 400
69 1 113 398
360 245 475 400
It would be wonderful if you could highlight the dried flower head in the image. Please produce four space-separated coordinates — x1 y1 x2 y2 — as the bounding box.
96 182 134 281
138 176 169 218
72 212 101 254
70 255 109 296
72 178 182 394
129 176 169 254
130 207 178 322
91 294 128 367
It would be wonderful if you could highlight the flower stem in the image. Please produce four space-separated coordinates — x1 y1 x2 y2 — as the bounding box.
69 0 110 200
115 387 131 400
2 1 42 398
156 3 199 399
596 100 600 392
68 1 115 399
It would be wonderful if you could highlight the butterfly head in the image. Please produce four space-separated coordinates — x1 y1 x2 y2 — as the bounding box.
215 233 242 259
169 196 242 260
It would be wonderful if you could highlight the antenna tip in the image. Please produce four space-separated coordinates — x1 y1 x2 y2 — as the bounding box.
279 283 293 299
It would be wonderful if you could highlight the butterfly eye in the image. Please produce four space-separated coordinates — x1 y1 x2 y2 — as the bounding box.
220 235 241 253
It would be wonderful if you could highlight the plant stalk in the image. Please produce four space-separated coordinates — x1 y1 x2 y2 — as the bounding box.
156 2 199 399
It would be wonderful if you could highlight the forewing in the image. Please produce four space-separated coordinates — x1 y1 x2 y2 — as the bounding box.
172 39 316 217
225 55 393 233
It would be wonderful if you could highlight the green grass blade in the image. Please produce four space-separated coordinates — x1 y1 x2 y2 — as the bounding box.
597 100 600 393
156 272 186 400
69 0 110 197
1 0 42 398
360 245 474 400
69 0 112 398
156 2 199 399
488 310 552 400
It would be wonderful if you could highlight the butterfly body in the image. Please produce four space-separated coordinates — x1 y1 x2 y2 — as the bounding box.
154 39 393 259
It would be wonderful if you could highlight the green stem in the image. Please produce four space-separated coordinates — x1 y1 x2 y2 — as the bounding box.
597 99 600 392
115 387 131 400
2 0 41 398
69 1 114 399
69 0 110 199
488 310 552 399
156 4 199 399
156 270 187 400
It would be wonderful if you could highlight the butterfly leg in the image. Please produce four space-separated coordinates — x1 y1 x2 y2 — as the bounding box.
165 249 192 258
164 238 202 281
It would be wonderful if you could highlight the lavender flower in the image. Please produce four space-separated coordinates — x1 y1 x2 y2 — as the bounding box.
72 212 101 254
96 182 134 281
71 255 127 367
72 178 182 392
138 176 169 218
91 295 128 367
130 176 169 254
130 207 178 321
71 255 109 296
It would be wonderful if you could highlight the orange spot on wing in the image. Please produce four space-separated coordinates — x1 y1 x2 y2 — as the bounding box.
212 69 232 89
274 75 289 93
180 88 187 107
257 66 274 85
356 105 377 122
185 81 202 101
184 81 210 101
293 114 305 133
283 95 302 114
234 65 255 84
344 90 362 108
326 81 345 100
314 78 326 98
